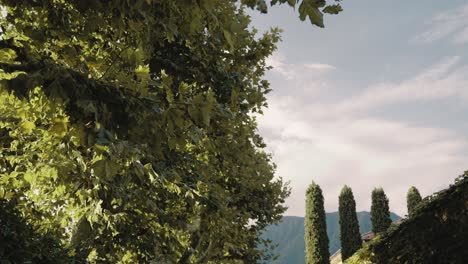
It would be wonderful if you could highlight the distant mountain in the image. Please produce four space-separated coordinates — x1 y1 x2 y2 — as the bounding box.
261 211 400 264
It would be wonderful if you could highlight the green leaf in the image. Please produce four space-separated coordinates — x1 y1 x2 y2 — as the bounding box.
71 217 92 247
223 30 234 51
201 91 216 126
134 162 146 182
257 0 268 13
298 0 325 27
50 117 68 138
23 171 35 184
200 0 216 10
92 159 120 181
189 7 203 34
287 0 296 7
144 163 160 183
0 48 17 62
323 4 343 15
188 92 216 127
20 120 35 134
122 48 145 67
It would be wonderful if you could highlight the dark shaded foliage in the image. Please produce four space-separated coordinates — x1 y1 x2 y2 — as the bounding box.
0 200 73 263
370 188 391 233
347 173 468 264
338 186 361 261
406 186 422 217
371 174 468 263
305 182 330 264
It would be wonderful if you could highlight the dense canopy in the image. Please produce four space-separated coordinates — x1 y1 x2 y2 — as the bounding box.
0 0 343 262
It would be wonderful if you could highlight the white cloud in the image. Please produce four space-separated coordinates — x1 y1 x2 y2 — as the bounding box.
264 53 337 101
304 63 336 71
453 26 468 44
260 97 467 217
304 56 468 119
413 4 468 44
258 57 468 217
266 53 335 80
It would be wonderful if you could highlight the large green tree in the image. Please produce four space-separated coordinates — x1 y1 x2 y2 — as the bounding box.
0 0 342 263
406 186 422 217
305 182 330 264
338 185 361 261
370 187 392 234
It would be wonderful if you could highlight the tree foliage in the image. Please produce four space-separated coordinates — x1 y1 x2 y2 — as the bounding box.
305 182 330 264
338 185 361 261
264 0 344 27
0 199 73 263
406 186 422 218
370 188 391 234
0 0 348 261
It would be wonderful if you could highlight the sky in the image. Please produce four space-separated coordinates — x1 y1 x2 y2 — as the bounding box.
249 0 468 217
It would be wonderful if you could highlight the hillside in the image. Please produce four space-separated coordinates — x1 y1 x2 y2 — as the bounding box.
261 211 400 264
347 174 468 263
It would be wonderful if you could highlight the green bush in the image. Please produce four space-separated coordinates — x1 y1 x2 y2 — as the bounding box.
406 186 422 217
370 188 391 233
305 182 330 264
338 186 362 261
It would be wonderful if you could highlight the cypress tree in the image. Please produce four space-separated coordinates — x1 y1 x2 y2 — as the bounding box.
370 187 392 233
338 185 362 261
305 182 330 264
406 186 422 217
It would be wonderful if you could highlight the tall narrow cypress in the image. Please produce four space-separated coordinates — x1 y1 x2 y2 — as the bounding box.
305 182 330 264
370 187 392 233
406 186 422 217
338 185 362 261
